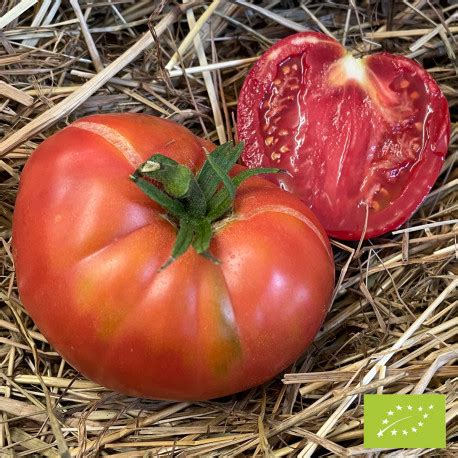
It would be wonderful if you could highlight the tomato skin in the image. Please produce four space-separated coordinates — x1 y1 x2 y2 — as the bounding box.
13 114 334 400
237 32 450 240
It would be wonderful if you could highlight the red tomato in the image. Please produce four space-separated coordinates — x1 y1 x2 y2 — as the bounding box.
13 114 334 400
237 32 450 240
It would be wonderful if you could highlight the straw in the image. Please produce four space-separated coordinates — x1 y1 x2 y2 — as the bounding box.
0 1 456 455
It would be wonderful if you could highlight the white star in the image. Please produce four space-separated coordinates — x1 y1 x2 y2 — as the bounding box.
412 427 417 433
418 406 423 412
429 404 434 410
423 413 428 419
377 430 384 438
396 405 402 410
387 410 394 416
382 419 388 425
402 430 408 436
391 429 398 436
418 421 423 427
407 405 412 410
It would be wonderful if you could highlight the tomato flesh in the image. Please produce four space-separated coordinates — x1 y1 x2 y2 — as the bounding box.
238 32 450 239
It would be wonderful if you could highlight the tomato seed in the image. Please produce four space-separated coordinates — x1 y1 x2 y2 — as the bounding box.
265 136 274 145
271 152 281 161
279 129 288 136
400 80 410 89
280 145 290 153
267 126 277 134
370 201 380 211
410 91 420 100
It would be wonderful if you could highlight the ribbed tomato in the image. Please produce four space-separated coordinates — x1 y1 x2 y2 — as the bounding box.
237 32 450 240
13 114 334 400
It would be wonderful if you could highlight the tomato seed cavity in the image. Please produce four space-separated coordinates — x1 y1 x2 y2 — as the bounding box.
259 55 304 163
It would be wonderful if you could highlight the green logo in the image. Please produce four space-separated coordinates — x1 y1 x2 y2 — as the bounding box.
364 394 446 449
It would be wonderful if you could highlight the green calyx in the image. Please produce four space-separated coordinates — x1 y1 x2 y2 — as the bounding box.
130 142 281 269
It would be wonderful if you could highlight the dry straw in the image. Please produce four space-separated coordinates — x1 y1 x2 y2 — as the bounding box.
0 1 457 456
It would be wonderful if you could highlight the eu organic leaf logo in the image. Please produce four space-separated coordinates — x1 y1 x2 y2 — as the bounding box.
364 395 445 449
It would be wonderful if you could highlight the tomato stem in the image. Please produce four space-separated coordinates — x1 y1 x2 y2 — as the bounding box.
131 142 282 269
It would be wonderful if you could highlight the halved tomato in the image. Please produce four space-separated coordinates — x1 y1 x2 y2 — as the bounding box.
237 32 450 240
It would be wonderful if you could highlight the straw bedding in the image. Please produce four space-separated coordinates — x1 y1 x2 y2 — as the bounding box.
0 1 456 456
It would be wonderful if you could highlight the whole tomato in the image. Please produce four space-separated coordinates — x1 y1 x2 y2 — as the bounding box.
237 32 450 240
13 114 334 400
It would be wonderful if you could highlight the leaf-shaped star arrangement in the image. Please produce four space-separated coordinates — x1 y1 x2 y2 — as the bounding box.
376 403 435 439
364 394 446 449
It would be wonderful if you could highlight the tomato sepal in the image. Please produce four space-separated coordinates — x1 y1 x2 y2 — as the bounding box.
131 142 283 268
206 167 284 221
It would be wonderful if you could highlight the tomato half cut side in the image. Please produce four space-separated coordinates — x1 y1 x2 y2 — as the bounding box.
237 32 450 240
